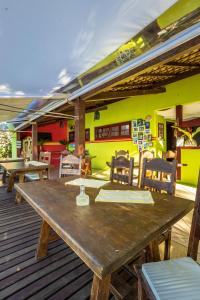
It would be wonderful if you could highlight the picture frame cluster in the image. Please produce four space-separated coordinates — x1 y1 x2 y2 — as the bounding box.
132 119 153 151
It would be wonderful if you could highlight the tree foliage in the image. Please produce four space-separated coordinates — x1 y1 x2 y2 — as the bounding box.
0 131 12 158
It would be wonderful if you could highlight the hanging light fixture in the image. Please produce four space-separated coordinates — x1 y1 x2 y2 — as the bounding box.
94 110 100 121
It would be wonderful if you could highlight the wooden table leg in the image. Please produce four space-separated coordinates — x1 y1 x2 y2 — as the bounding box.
7 173 15 192
149 240 161 262
15 173 25 203
2 169 7 184
38 170 43 181
36 220 50 260
90 274 111 300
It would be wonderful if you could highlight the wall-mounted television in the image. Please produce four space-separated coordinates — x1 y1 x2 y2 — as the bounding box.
38 132 52 142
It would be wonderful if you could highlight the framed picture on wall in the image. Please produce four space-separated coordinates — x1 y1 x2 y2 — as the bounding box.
158 123 164 139
132 120 137 127
138 132 143 140
138 126 145 132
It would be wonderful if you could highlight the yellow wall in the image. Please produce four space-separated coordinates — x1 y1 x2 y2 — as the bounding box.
68 74 200 185
81 74 200 170
181 148 200 186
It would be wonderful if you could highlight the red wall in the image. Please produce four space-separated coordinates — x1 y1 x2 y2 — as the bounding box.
20 121 67 142
38 121 67 141
20 121 68 166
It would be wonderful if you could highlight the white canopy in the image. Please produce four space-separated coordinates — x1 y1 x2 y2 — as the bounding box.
0 0 177 97
0 0 177 121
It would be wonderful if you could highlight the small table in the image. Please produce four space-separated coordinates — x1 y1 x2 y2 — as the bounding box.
0 161 49 201
0 158 24 183
15 177 193 300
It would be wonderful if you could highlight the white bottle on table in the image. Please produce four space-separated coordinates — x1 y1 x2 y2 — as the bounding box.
76 185 90 206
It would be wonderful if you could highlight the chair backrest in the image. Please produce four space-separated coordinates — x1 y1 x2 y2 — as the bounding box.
110 156 134 186
115 150 129 159
59 154 81 177
138 150 155 187
187 171 200 261
141 158 177 195
39 151 51 165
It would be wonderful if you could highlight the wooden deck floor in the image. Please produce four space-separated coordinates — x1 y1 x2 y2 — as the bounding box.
0 186 95 300
0 182 136 300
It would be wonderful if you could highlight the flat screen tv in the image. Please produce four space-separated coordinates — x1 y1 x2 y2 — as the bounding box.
38 132 52 142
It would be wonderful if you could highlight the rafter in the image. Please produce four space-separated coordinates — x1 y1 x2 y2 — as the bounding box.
165 61 200 68
87 87 166 101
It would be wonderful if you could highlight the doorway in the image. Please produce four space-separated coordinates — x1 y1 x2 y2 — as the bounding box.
166 121 176 151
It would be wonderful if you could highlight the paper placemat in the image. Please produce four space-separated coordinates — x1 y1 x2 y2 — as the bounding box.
65 178 108 189
28 161 48 166
95 189 154 204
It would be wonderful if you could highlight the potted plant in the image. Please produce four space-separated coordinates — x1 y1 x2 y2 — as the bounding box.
173 126 200 146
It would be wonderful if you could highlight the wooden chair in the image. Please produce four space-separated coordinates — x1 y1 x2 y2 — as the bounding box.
110 156 134 186
115 150 129 159
141 158 177 195
140 158 177 261
135 171 200 300
138 150 154 185
39 151 51 165
25 152 51 181
59 154 81 177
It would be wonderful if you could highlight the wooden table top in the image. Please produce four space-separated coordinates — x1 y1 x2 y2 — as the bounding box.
15 177 193 278
0 161 49 172
0 157 24 163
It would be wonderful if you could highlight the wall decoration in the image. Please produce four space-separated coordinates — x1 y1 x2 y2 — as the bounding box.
148 142 153 147
139 126 145 132
143 134 148 141
132 118 152 151
158 123 164 139
138 132 143 141
132 120 137 127
137 119 144 126
145 121 150 129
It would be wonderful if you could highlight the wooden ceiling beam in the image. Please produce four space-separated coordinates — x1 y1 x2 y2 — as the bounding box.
82 35 200 100
145 67 200 88
165 61 200 68
88 87 166 101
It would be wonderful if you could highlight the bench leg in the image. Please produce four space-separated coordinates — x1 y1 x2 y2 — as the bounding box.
90 274 111 300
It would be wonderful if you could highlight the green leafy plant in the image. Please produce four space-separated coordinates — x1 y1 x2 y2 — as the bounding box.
172 126 200 146
0 131 12 158
59 139 69 146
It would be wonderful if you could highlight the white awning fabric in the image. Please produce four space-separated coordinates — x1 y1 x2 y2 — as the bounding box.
0 0 177 122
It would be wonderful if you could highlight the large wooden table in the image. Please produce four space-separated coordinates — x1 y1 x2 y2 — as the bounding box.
15 177 193 299
0 161 49 196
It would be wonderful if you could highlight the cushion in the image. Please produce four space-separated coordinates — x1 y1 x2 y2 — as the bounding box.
25 173 47 181
142 257 200 300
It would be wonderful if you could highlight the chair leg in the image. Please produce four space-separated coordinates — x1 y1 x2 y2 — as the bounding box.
164 228 172 260
133 265 148 300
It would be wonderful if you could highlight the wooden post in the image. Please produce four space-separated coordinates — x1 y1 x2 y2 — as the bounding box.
16 132 21 157
75 98 85 156
32 123 38 160
176 105 183 180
